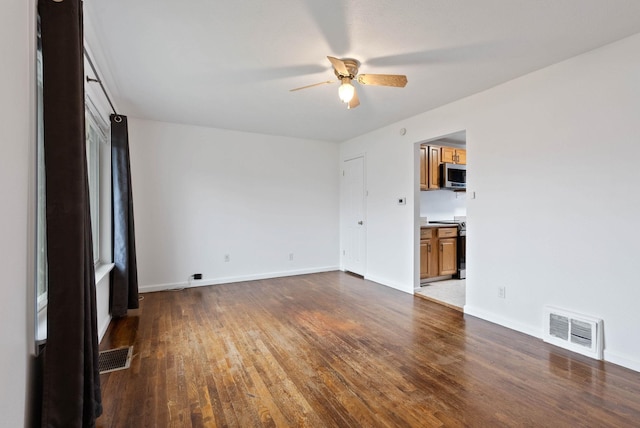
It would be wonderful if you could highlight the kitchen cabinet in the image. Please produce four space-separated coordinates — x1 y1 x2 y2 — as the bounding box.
420 229 437 279
420 145 441 190
441 147 466 165
420 144 465 191
456 149 466 165
420 227 457 280
438 238 457 275
427 146 440 189
437 227 458 276
420 146 428 190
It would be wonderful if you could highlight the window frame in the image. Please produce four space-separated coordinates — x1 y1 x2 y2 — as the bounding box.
85 97 109 265
36 19 47 314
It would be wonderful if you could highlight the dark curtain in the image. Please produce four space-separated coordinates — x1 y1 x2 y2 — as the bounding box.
110 115 140 317
38 0 102 427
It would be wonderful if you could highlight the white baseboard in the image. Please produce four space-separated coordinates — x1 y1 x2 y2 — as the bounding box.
463 304 543 339
139 281 188 293
139 266 339 293
363 274 413 295
603 350 640 373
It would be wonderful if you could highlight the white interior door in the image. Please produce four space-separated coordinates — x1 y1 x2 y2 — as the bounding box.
343 156 366 275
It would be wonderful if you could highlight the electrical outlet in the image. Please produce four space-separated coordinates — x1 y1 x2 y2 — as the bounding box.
498 286 506 299
224 254 230 262
289 253 294 261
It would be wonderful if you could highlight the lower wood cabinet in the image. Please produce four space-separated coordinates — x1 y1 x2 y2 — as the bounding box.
420 227 457 280
420 233 437 279
438 237 457 275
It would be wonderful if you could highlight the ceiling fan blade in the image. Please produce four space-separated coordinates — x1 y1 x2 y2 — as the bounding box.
289 80 335 92
347 88 360 109
357 74 408 87
327 56 349 76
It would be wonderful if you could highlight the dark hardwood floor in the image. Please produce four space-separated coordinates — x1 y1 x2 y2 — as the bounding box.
97 271 640 427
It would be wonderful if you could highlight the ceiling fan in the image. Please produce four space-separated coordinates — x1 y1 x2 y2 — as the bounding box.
290 56 408 109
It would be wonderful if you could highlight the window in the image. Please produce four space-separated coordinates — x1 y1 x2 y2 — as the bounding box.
85 100 108 263
36 23 47 313
35 21 111 343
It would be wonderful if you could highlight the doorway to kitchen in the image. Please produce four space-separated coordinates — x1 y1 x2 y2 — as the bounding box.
414 131 467 311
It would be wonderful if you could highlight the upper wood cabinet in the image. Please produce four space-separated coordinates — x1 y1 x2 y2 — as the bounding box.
420 145 439 190
420 146 428 191
420 144 465 192
441 147 466 165
428 146 440 189
456 149 466 165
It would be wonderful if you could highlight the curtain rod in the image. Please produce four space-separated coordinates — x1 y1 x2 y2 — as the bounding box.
83 48 119 117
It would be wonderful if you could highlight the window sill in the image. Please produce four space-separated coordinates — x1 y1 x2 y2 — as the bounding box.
95 262 115 284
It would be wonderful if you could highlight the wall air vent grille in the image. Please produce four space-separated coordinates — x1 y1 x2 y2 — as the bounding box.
543 306 603 360
570 319 593 347
549 314 569 340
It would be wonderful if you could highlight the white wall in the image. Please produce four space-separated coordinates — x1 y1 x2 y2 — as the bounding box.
420 190 467 221
128 119 340 290
339 135 417 291
340 32 640 371
0 0 34 425
95 274 111 340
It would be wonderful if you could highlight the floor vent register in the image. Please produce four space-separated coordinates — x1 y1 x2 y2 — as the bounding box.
98 346 133 374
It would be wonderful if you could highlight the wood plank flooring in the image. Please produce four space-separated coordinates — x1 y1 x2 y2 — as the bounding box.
97 271 640 427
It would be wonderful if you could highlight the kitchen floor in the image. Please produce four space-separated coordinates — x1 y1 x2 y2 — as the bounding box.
415 279 465 311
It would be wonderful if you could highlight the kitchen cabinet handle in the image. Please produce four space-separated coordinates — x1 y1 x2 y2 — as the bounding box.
357 221 363 225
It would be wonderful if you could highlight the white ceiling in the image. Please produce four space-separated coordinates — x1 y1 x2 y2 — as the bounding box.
84 0 640 142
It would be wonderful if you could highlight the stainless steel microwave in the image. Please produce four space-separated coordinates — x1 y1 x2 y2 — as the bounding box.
440 163 466 189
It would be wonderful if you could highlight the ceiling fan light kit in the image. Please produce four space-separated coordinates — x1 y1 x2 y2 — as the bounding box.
290 56 408 109
338 78 355 103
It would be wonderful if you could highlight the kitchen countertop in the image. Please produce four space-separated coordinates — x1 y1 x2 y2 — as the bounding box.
420 223 458 229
